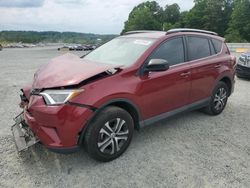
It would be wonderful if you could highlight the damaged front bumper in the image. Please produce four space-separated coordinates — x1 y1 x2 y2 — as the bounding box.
11 112 39 152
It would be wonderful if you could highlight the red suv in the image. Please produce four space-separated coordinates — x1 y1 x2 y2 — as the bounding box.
12 29 236 161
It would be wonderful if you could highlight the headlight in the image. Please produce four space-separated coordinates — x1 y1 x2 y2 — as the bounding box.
40 89 84 105
238 55 250 67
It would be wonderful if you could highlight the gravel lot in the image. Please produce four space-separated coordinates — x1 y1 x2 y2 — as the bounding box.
0 47 250 188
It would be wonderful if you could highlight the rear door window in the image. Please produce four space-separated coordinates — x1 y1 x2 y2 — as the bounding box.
187 36 211 61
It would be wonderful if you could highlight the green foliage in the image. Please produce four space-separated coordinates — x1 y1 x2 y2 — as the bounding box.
122 0 249 42
0 31 116 44
162 23 174 31
121 1 163 34
225 28 245 42
226 0 250 42
162 3 181 31
163 4 180 24
176 0 233 36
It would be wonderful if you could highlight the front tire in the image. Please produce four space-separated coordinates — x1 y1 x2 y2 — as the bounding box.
84 106 134 162
203 81 229 115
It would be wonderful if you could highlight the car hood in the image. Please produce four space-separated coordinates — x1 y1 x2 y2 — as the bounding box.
32 53 120 89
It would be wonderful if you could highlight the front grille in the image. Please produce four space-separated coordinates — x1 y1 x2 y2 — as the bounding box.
30 89 42 96
240 54 250 63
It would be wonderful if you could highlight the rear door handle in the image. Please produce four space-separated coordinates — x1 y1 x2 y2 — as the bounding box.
214 64 221 68
180 72 191 77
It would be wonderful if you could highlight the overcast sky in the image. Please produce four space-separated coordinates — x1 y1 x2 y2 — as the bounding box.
0 0 194 34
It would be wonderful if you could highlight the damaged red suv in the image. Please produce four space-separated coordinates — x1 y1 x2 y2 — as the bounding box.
12 29 236 161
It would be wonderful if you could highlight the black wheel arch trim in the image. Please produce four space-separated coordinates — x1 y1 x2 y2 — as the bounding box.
78 98 142 145
215 74 234 96
140 98 210 128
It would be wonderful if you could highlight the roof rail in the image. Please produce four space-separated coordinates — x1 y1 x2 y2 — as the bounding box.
166 28 218 36
123 30 166 35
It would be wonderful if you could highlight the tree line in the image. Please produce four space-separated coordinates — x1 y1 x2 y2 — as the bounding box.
0 31 116 44
122 0 250 42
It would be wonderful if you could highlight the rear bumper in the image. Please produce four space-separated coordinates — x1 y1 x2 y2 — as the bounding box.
23 95 94 150
236 64 250 78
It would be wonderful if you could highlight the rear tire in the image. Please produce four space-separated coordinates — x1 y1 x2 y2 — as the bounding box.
203 81 229 115
84 106 134 162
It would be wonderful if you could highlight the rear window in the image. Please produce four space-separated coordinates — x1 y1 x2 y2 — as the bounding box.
211 39 223 53
187 36 211 61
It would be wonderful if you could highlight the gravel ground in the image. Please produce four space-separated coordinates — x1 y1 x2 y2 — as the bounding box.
0 47 250 188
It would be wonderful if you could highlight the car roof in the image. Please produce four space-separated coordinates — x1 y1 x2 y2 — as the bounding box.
121 29 224 41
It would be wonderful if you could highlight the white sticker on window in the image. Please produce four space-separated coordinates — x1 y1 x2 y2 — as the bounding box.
134 40 152 46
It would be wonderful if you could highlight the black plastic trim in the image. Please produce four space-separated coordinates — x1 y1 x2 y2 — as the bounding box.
48 146 80 154
140 98 210 128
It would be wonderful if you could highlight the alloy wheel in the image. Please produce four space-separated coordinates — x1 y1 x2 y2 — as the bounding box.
97 118 129 155
213 87 227 111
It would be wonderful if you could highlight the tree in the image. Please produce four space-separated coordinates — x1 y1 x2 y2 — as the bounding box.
163 3 180 24
181 0 233 36
203 0 233 36
183 0 207 29
162 3 181 31
121 0 249 42
176 11 189 28
226 0 250 42
121 1 163 34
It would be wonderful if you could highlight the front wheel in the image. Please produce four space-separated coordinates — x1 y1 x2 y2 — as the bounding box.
84 106 134 162
203 81 229 115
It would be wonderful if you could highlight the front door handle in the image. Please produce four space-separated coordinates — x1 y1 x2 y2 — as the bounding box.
180 72 191 77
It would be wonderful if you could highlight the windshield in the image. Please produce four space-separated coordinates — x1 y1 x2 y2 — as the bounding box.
83 37 156 66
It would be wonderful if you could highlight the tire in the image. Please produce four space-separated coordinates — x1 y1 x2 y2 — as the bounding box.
84 106 134 162
236 74 242 79
203 81 229 115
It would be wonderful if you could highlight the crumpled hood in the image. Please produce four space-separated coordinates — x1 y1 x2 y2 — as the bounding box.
32 53 120 89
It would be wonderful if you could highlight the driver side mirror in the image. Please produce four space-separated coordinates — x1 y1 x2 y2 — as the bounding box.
144 59 170 73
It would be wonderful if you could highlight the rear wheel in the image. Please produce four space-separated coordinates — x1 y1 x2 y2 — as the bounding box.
203 81 229 115
84 106 134 162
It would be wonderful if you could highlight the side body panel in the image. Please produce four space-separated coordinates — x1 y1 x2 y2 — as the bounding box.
188 44 235 104
138 64 191 119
